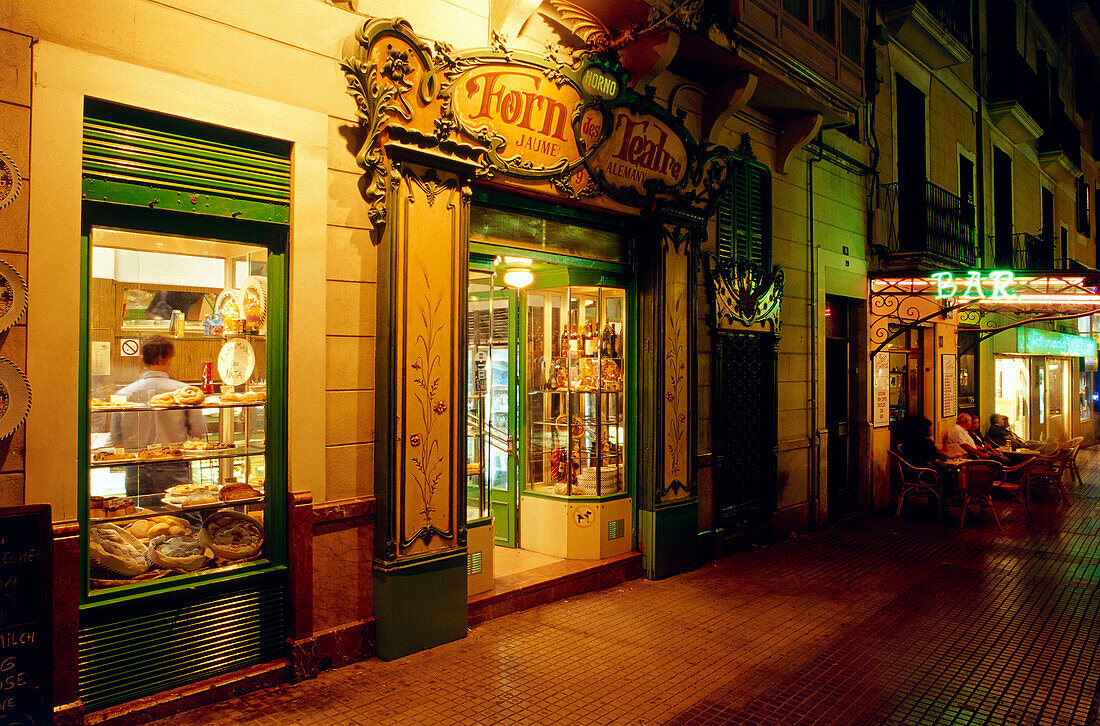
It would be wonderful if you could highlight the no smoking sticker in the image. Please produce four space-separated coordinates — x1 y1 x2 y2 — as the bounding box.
120 338 141 357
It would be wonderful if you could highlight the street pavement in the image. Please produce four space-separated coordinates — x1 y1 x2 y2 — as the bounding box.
150 450 1100 725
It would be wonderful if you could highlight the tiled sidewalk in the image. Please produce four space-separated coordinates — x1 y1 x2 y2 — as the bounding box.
151 452 1100 726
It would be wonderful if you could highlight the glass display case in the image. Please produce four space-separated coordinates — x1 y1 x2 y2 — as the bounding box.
85 228 272 592
525 285 626 497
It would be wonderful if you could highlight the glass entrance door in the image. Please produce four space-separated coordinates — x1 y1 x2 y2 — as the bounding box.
467 273 519 547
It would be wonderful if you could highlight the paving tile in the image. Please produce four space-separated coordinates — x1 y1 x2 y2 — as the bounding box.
149 450 1100 726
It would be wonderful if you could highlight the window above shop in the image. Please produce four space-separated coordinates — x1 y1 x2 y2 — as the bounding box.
716 154 772 267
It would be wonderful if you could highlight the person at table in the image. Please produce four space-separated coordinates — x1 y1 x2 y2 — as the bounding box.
941 413 986 459
986 414 1026 450
898 415 948 469
109 336 206 504
969 415 1008 462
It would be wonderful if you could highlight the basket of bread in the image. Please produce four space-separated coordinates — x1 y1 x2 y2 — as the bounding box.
200 510 265 560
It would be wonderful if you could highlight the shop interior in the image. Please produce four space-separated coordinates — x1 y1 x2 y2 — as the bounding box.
465 204 634 594
85 227 270 594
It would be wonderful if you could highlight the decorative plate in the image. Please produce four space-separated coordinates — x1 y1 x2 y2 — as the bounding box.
217 337 255 386
214 288 242 324
0 150 21 212
0 258 27 333
0 357 30 439
241 276 267 333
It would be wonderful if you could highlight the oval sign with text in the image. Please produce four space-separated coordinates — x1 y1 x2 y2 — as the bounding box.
588 108 689 198
451 65 587 178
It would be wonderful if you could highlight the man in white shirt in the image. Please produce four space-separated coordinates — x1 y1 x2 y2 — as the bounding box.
941 413 982 459
110 336 206 502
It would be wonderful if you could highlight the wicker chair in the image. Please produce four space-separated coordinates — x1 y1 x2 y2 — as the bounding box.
955 459 1004 530
889 450 942 520
1065 436 1085 488
1031 449 1073 506
993 456 1035 524
1037 441 1061 456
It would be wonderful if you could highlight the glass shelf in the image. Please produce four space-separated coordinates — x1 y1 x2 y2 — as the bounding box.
91 400 265 413
90 444 265 469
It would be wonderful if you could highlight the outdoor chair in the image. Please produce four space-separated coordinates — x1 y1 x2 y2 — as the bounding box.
1038 441 1061 456
1031 449 1073 506
1065 436 1085 487
993 456 1035 524
955 459 1004 530
889 449 942 520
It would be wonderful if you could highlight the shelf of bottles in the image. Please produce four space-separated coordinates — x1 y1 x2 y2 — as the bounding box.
526 285 626 497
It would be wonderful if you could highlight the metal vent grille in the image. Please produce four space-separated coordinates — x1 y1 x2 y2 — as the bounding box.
608 519 624 540
79 582 286 711
82 112 291 223
468 550 483 575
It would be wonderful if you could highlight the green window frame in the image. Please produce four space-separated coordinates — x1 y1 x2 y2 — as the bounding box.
76 100 291 711
715 154 773 268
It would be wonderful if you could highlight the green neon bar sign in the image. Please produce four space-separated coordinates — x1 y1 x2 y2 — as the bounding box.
1018 327 1097 357
930 270 1017 300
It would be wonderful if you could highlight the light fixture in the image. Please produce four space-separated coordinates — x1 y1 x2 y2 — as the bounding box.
498 256 534 289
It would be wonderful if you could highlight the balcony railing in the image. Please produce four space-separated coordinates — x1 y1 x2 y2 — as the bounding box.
921 0 972 47
882 180 977 269
991 231 1053 270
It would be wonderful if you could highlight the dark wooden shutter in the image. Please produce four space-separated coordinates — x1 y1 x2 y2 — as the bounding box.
715 157 772 266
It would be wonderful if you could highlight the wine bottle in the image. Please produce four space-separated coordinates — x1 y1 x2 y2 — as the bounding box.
568 323 579 357
610 323 619 357
600 324 613 357
584 322 597 357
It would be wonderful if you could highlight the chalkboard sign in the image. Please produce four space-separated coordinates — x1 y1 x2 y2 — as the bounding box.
0 505 51 726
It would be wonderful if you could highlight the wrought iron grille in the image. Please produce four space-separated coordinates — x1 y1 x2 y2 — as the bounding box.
882 180 977 268
991 231 1053 270
712 331 776 529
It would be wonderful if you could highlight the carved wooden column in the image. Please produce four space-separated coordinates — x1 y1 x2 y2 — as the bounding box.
637 206 703 579
373 145 472 660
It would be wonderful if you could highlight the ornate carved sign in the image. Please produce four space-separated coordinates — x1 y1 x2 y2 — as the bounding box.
450 64 589 177
704 254 785 331
589 107 689 199
341 16 735 231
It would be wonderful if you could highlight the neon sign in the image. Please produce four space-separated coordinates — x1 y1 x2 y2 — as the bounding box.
931 270 1017 300
1018 327 1097 357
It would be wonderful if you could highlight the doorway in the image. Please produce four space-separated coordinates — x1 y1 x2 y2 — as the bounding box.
825 297 855 520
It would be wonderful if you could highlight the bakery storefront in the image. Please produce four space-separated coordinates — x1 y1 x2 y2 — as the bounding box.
342 18 759 657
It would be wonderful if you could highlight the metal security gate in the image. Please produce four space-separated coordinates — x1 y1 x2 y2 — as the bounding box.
712 331 777 530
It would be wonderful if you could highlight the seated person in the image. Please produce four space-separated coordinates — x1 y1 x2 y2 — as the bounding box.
984 414 1013 447
898 415 947 469
941 413 984 459
969 415 1008 461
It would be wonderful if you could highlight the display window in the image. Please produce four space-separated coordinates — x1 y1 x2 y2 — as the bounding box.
82 226 283 596
466 204 638 556
525 284 626 497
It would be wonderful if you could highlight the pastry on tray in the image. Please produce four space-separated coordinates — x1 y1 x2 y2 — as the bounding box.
200 510 264 560
149 386 206 407
165 483 220 496
92 450 138 463
138 446 184 461
89 523 150 577
146 534 207 571
163 492 220 507
219 482 262 501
